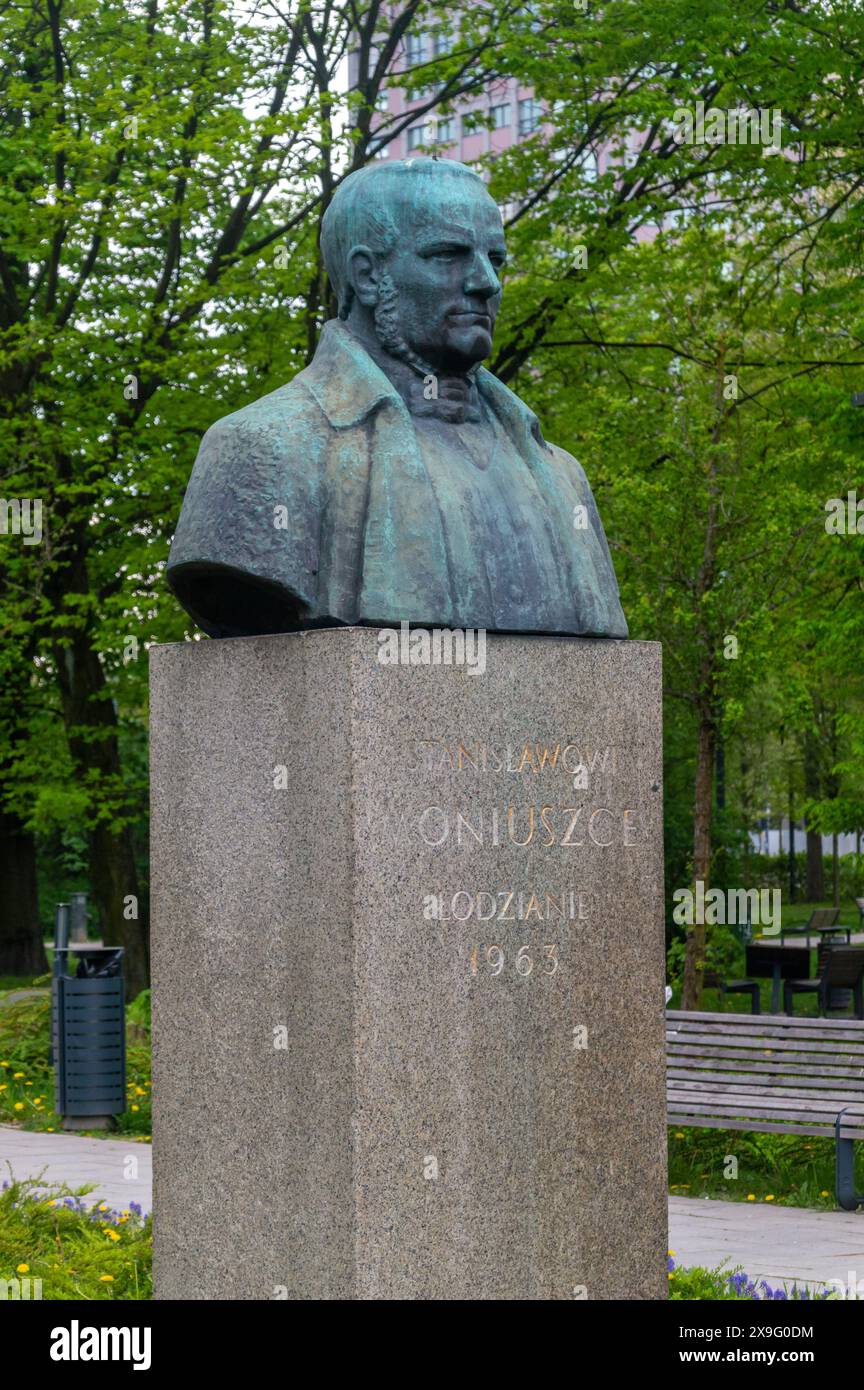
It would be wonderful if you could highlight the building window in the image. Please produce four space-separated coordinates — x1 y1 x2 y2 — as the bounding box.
518 98 540 135
375 88 389 112
436 117 455 143
373 142 390 159
490 103 511 130
461 111 480 137
406 33 425 66
407 123 429 151
433 31 454 56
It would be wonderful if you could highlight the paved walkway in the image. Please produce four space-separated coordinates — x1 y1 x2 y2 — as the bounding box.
670 1194 864 1292
2 1125 861 1289
0 1125 151 1214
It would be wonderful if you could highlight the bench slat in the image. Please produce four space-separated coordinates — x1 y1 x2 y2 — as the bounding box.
667 1056 864 1081
667 1041 864 1065
667 1093 864 1124
667 1069 864 1095
667 1010 864 1035
668 1114 857 1138
668 1079 864 1105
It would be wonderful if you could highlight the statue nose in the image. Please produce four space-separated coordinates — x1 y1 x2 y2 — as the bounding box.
464 256 500 299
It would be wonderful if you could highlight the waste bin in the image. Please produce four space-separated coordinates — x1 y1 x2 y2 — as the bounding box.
52 906 126 1129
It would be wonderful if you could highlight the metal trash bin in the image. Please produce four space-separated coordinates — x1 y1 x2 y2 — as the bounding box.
52 904 126 1129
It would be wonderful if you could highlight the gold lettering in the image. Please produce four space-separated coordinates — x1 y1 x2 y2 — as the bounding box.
561 807 584 846
457 744 479 771
456 810 483 845
536 743 561 769
588 807 614 847
507 805 535 845
517 744 536 773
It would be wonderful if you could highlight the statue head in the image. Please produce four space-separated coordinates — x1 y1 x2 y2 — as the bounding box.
320 157 506 375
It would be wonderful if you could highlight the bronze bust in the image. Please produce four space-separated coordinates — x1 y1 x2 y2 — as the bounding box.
167 157 627 640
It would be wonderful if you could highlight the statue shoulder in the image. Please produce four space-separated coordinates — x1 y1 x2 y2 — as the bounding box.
197 372 330 461
542 437 591 487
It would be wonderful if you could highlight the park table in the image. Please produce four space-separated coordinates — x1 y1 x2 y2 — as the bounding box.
744 941 812 1013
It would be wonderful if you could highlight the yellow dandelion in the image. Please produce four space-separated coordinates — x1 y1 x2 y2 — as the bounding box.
13 1102 24 1111
46 1127 54 1133
135 1087 146 1097
13 1072 24 1079
103 1228 121 1242
0 1084 7 1091
668 1249 676 1256
765 1195 775 1202
674 1132 685 1139
99 1274 114 1282
0 1061 9 1067
16 1263 29 1274
98 1203 109 1212
746 1194 756 1201
131 1104 139 1112
821 1190 830 1197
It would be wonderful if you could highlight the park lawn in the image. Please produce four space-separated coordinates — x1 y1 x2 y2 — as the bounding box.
0 1178 151 1300
0 989 151 1140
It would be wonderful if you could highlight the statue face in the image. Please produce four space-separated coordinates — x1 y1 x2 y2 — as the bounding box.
391 179 506 371
360 176 507 374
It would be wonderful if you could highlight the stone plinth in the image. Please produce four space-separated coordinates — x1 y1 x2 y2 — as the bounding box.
150 630 667 1300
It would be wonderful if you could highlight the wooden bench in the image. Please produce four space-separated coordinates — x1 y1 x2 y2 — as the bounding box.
667 1010 864 1210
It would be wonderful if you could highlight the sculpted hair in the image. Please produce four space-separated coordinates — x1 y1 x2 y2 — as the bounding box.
321 158 486 319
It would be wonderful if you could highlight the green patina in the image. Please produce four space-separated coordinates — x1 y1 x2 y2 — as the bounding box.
168 157 627 639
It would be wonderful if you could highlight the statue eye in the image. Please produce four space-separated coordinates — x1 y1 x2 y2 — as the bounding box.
425 244 470 259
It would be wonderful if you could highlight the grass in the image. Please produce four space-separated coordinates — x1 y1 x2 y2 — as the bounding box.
0 1177 151 1300
667 1254 832 1300
0 990 151 1141
668 1125 863 1208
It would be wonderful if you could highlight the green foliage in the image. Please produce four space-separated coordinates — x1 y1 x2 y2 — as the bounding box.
669 1125 864 1211
0 996 51 1077
668 1261 827 1301
0 1178 151 1300
0 993 151 1138
126 989 151 1033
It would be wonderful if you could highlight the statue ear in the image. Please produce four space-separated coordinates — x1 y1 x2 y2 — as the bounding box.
346 244 379 307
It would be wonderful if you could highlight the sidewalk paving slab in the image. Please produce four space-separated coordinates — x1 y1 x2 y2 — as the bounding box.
0 1124 151 1214
670 1193 864 1292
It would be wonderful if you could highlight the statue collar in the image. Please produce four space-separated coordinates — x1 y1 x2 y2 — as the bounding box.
303 319 547 448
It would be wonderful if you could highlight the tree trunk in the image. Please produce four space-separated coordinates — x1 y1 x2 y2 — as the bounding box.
832 832 839 908
804 731 824 901
0 810 48 977
51 622 149 997
683 703 716 1011
787 777 796 904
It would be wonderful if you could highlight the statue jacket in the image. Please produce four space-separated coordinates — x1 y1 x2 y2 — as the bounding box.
167 318 628 639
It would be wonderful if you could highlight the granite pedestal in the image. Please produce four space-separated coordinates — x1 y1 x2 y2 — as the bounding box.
150 629 667 1300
